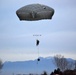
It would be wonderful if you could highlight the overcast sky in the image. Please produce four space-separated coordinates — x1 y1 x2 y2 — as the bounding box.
0 0 76 62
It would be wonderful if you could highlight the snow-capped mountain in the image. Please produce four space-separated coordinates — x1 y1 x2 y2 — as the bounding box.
1 57 75 75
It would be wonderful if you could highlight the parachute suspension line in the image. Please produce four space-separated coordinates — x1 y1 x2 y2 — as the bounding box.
33 34 41 62
37 43 39 64
36 39 40 62
37 43 39 59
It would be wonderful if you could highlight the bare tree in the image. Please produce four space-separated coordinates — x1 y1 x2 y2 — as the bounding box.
0 59 3 73
54 54 68 71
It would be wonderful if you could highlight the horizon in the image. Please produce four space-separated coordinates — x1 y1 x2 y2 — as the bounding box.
2 55 76 63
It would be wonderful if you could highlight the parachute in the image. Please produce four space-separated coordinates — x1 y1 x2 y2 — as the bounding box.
16 4 54 21
16 4 55 62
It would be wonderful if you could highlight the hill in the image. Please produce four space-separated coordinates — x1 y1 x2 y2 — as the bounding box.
1 57 75 75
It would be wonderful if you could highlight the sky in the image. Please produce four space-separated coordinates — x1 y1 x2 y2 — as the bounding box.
0 0 76 62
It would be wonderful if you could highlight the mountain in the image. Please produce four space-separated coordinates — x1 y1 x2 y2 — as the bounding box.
1 57 75 75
